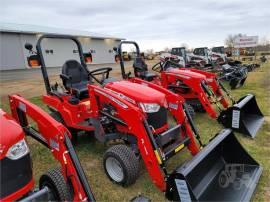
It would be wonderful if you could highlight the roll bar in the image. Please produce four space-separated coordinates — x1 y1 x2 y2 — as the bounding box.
116 41 141 79
35 34 88 94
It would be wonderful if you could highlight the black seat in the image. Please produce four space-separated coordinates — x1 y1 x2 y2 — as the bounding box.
60 60 90 99
133 57 157 81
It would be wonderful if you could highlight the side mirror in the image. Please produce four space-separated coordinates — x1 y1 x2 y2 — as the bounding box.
25 43 33 51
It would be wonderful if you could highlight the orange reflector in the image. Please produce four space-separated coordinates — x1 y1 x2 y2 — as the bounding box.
85 57 92 63
29 59 40 67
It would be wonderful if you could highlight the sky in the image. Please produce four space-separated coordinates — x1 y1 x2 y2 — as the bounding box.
1 0 270 51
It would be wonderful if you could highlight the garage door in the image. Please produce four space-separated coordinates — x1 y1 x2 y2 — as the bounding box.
0 33 25 70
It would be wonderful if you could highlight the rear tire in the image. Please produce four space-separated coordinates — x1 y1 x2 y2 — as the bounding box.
103 144 139 186
39 167 72 201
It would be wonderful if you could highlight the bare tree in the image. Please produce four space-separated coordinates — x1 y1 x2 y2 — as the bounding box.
259 36 270 46
225 33 244 48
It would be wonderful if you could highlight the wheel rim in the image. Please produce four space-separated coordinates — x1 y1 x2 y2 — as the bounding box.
41 183 58 200
105 157 124 182
219 173 228 188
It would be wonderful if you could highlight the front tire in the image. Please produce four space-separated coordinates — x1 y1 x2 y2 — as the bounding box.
39 167 72 201
103 144 139 186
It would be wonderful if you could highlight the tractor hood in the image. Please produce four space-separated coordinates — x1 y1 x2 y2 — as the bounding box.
167 68 206 80
0 109 25 160
104 80 167 105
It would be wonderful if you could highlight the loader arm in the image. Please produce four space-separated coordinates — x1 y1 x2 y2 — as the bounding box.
129 77 202 151
8 94 95 202
183 68 230 108
159 71 220 118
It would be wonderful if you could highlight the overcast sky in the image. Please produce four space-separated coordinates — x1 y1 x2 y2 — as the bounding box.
1 0 270 51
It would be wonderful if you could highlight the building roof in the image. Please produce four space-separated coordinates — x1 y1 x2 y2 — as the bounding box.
0 22 124 40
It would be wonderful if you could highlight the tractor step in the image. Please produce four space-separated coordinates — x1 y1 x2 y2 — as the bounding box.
155 124 190 162
155 125 181 147
89 118 105 142
162 137 190 161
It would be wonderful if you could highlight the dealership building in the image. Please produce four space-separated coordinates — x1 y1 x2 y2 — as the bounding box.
0 22 124 70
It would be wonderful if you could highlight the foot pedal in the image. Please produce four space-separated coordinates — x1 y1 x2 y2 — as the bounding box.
89 118 105 142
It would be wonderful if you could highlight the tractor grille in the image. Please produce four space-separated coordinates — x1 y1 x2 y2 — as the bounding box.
147 107 167 130
0 153 33 198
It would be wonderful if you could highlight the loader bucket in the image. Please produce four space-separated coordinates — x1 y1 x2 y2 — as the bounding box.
229 76 247 89
165 129 262 201
229 67 248 89
218 94 264 138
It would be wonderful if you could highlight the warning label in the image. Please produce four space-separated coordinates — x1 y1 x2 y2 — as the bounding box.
232 110 240 128
175 179 192 202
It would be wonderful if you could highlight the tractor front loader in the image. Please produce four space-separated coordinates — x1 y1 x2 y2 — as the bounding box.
87 83 262 201
160 63 264 138
2 94 95 201
115 41 264 138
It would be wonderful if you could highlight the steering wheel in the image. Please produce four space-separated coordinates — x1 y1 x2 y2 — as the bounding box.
152 62 163 72
88 67 113 84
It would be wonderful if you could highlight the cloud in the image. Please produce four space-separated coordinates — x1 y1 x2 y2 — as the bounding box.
1 0 269 50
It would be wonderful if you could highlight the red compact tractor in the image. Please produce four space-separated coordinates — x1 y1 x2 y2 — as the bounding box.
1 94 95 201
24 35 262 201
116 41 264 138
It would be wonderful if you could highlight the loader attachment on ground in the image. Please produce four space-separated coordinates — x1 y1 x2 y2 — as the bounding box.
218 94 264 138
229 76 247 89
228 68 248 89
165 129 262 201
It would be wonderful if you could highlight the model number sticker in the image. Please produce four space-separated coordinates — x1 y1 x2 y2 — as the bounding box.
232 110 240 128
175 179 191 202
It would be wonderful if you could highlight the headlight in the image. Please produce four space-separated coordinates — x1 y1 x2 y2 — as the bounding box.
139 103 160 113
6 139 29 160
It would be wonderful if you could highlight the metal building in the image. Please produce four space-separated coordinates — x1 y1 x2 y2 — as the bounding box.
0 22 124 70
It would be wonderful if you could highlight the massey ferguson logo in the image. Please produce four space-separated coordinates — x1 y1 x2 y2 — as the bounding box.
94 89 129 109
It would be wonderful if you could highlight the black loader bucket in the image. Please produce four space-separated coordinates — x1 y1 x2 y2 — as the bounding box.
229 67 248 89
218 94 264 138
229 76 247 89
165 129 262 201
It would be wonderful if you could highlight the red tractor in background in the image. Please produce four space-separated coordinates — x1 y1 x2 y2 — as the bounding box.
116 41 264 138
24 35 262 201
1 94 95 201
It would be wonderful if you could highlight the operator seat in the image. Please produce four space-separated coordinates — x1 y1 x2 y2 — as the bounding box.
133 57 157 81
61 60 90 99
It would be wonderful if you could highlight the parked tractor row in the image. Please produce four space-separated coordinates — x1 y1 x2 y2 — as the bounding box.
160 46 261 90
0 34 265 202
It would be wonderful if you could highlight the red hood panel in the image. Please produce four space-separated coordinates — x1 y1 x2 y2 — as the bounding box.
0 109 24 159
105 80 166 105
167 68 206 80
